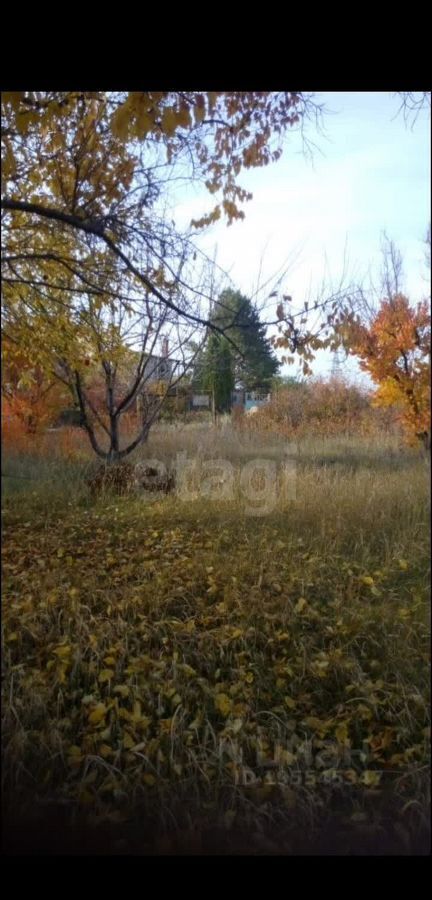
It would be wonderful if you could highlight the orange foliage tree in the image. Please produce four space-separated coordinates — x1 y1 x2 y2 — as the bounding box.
2 345 71 434
343 294 431 449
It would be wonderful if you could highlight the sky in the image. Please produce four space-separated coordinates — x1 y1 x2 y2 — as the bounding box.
171 91 431 383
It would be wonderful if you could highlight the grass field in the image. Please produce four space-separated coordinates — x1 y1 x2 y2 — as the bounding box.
1 424 430 854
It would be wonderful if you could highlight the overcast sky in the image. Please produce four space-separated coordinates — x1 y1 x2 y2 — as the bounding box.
172 91 431 383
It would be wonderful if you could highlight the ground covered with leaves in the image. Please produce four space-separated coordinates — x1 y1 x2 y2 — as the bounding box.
2 445 430 855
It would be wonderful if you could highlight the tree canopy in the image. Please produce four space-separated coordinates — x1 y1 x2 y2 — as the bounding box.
2 91 320 458
1 91 322 458
1 90 316 356
209 290 280 390
344 294 431 448
193 289 280 408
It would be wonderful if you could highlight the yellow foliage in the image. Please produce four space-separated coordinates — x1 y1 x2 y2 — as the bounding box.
214 693 232 717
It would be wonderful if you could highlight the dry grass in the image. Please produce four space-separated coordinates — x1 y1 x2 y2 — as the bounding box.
1 424 430 854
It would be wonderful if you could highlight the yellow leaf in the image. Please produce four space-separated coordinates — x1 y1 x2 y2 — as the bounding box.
398 559 408 570
88 703 107 725
16 112 31 135
53 644 71 658
104 656 116 666
215 693 232 717
230 718 244 734
98 669 114 684
129 741 147 753
122 732 135 750
303 716 326 731
135 109 153 139
180 664 196 678
361 576 374 586
176 105 191 129
361 770 381 787
51 132 65 151
68 745 83 758
161 107 178 136
280 750 296 765
114 685 130 698
231 628 243 640
284 696 296 710
2 91 24 111
294 597 307 613
335 723 349 744
389 753 405 766
111 104 130 140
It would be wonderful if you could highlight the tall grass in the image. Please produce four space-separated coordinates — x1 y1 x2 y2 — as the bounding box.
2 423 430 853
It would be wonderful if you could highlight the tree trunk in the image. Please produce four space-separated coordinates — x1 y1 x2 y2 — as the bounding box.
108 414 120 465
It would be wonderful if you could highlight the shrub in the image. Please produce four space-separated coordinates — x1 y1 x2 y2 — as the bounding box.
242 378 399 439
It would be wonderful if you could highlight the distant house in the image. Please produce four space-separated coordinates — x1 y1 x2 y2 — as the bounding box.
140 353 176 386
90 350 181 423
189 388 270 412
133 353 180 420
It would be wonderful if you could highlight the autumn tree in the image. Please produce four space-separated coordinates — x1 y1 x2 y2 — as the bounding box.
1 342 71 434
2 91 326 460
337 234 431 450
1 91 319 332
343 294 430 449
3 244 209 462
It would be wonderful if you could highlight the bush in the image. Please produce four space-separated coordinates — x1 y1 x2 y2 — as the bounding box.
242 377 399 439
